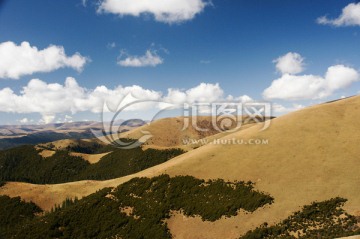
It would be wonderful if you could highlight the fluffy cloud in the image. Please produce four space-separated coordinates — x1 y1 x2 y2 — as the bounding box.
0 78 250 123
317 2 360 26
272 103 305 114
18 118 31 124
164 83 224 104
107 42 116 49
118 50 163 67
164 83 253 114
273 52 305 75
263 65 359 100
97 0 209 24
0 77 162 123
82 0 88 7
0 41 89 79
53 115 73 124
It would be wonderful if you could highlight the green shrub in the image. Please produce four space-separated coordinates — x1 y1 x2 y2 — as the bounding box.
3 175 273 239
0 195 42 238
0 145 184 184
240 197 360 239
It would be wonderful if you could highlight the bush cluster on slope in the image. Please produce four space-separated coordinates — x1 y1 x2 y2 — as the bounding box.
0 195 42 238
78 147 184 180
4 175 273 239
0 145 184 184
0 146 89 184
64 141 114 154
240 197 360 239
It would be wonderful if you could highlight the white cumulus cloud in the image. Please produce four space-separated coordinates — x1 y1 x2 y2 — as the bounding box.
118 50 163 67
97 0 209 24
0 78 251 123
263 65 359 100
0 41 89 79
164 83 224 104
164 83 252 114
317 2 360 26
272 103 305 114
273 52 305 75
18 118 31 124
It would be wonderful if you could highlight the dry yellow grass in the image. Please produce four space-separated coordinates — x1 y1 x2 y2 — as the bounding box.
1 96 360 238
38 149 56 158
0 176 135 211
69 152 111 164
40 116 256 151
36 144 110 163
336 236 360 239
161 96 360 238
107 116 257 148
40 139 80 150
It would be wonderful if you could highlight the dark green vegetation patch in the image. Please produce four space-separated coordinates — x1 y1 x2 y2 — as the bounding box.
0 145 184 184
63 141 114 154
0 195 42 238
2 175 273 239
240 197 360 239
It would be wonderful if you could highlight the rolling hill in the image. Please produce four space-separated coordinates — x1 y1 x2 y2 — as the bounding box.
0 95 360 238
100 115 267 150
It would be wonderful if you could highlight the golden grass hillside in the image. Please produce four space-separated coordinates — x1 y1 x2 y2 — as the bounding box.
68 152 111 164
107 116 261 149
1 96 360 238
39 138 106 151
40 116 249 151
337 236 360 239
103 116 223 148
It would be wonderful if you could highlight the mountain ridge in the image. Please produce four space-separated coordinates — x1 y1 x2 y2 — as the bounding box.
0 95 359 238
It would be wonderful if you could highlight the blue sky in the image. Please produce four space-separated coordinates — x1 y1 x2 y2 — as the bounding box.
0 0 360 124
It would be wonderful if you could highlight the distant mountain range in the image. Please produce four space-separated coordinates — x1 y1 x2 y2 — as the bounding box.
0 119 147 150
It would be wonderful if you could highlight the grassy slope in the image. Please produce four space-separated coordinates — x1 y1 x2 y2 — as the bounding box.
102 116 259 150
163 95 360 238
2 175 273 239
1 96 360 238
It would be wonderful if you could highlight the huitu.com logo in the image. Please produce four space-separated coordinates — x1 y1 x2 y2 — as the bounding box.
92 94 272 149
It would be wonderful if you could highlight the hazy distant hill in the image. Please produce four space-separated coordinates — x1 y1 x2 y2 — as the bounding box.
0 130 95 150
0 119 147 150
